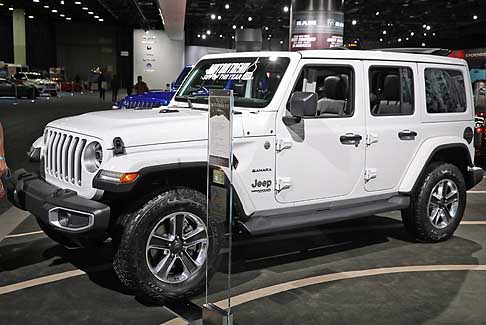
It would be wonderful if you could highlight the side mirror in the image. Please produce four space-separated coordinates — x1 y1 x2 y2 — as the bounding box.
283 92 317 125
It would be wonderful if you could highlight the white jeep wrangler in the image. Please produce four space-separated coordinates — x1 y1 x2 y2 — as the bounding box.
7 49 483 302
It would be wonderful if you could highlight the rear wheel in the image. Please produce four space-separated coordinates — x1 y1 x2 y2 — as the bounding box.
402 163 466 242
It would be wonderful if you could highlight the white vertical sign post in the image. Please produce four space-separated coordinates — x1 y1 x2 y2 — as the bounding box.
204 89 234 325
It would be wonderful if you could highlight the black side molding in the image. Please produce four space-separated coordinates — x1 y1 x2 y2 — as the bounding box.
241 196 410 236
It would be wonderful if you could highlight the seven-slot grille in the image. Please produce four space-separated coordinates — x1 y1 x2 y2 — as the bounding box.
44 129 87 186
124 100 162 109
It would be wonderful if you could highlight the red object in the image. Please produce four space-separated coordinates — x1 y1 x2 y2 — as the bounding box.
448 50 465 59
476 127 483 134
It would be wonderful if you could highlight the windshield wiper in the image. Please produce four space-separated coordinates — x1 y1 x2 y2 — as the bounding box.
185 96 193 109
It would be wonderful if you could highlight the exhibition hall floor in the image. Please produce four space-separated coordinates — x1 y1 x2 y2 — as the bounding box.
1 93 486 324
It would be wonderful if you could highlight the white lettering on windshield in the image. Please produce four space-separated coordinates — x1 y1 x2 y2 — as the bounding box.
202 58 260 81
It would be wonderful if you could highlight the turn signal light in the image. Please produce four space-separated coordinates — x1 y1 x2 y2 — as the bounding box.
120 172 139 184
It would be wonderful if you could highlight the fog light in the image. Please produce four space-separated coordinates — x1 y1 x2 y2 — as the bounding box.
48 208 94 231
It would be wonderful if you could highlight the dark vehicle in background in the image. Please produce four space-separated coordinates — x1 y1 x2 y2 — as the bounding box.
0 78 38 99
115 65 192 109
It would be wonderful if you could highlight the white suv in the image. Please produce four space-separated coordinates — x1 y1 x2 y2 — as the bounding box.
7 49 483 302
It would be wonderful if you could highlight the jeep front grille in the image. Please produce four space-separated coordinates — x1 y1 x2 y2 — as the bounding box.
44 129 87 186
125 100 162 109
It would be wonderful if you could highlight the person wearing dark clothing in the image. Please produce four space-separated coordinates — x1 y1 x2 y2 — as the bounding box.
134 75 149 95
74 74 81 92
98 73 106 101
111 75 120 102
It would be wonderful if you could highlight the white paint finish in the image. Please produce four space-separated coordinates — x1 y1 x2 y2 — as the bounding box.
275 59 366 203
133 29 184 90
363 61 422 192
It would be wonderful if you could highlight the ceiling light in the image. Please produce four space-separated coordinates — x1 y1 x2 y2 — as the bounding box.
351 19 357 25
398 38 402 42
98 18 104 22
66 17 71 20
410 31 414 36
264 26 269 31
232 25 236 29
375 11 380 15
206 30 211 35
240 25 243 29
424 32 427 36
82 7 88 10
219 34 223 38
8 7 13 10
60 13 65 17
210 14 216 20
473 15 478 20
60 0 64 4
217 15 221 20
422 24 426 28
74 1 81 4
382 30 387 35
231 35 235 39
280 40 284 44
52 9 58 13
28 15 34 19
379 38 383 42
224 3 229 10
33 0 40 2
248 16 252 21
433 32 436 36
202 34 207 39
422 43 426 47
94 15 99 18
268 34 272 38
197 34 201 38
426 25 431 30
0 3 4 6
406 37 409 41
283 6 289 13
43 5 49 8
88 11 93 15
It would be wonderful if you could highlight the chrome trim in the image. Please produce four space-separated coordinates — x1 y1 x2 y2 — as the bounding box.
48 207 95 232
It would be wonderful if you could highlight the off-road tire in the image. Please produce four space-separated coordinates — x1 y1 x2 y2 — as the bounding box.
402 162 466 242
113 187 222 303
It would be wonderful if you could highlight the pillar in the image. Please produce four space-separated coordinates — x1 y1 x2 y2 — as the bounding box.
12 9 26 65
290 0 344 51
235 28 262 52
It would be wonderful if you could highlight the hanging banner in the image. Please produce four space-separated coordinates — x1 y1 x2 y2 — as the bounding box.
290 10 344 50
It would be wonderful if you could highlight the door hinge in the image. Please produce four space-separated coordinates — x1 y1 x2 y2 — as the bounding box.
276 138 292 152
366 133 379 146
276 177 292 192
364 169 377 182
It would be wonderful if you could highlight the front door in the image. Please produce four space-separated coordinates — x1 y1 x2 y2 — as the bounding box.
364 61 422 192
275 59 365 203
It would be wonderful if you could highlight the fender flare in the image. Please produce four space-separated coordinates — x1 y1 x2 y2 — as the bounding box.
399 142 473 194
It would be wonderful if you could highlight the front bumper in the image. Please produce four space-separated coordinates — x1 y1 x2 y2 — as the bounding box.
5 169 110 247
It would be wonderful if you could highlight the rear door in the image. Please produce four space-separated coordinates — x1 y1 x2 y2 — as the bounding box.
364 61 422 192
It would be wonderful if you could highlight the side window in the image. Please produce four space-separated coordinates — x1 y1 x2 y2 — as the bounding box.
425 69 467 113
291 65 354 118
369 67 414 116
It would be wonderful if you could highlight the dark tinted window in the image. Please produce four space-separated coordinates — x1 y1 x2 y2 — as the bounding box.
369 67 414 116
291 65 354 118
425 69 467 113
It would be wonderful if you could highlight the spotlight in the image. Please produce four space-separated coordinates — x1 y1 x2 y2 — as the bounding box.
224 3 229 10
217 15 221 20
283 6 289 13
352 19 357 25
473 15 478 20
248 16 252 21
232 25 236 29
202 34 207 39
210 14 216 20
206 30 211 35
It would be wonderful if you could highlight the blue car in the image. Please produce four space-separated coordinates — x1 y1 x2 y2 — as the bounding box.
115 65 192 109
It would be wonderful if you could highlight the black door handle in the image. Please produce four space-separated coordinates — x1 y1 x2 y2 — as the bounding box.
398 130 418 140
340 134 362 146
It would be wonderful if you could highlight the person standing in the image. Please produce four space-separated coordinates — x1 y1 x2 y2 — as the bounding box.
0 122 9 200
134 75 149 95
111 75 120 102
98 72 106 101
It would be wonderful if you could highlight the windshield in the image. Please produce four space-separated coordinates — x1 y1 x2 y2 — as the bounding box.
173 66 192 88
175 57 291 108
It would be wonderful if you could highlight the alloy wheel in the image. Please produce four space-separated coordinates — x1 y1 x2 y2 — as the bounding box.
427 179 460 229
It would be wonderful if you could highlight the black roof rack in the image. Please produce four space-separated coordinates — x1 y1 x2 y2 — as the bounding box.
372 48 453 56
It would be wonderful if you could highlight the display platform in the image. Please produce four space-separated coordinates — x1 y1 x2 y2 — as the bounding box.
1 191 486 324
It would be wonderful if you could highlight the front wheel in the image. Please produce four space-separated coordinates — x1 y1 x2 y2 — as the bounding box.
402 163 466 242
113 188 222 302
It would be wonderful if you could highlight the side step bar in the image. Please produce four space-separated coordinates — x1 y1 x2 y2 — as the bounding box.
241 196 410 236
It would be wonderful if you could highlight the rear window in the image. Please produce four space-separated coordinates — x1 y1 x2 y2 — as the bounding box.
425 68 467 113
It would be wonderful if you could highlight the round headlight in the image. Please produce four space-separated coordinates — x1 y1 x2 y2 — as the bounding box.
84 141 103 173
